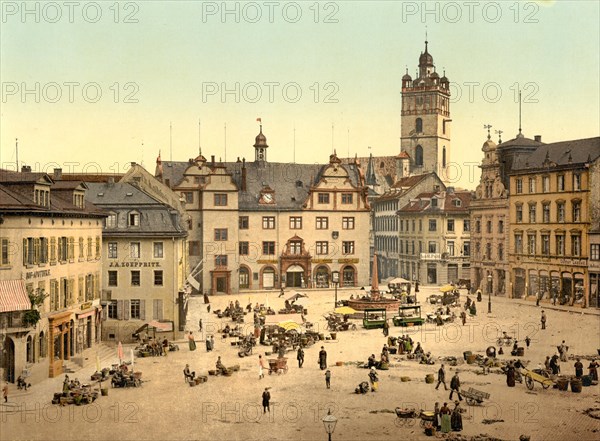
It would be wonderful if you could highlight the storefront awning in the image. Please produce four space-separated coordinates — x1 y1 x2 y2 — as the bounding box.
0 280 31 313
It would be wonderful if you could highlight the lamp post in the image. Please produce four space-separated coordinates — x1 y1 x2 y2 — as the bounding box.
332 271 340 308
322 408 338 441
487 273 492 313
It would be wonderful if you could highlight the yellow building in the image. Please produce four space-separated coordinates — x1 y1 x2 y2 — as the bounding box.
508 137 600 306
0 168 104 381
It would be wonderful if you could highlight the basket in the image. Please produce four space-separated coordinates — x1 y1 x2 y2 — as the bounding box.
425 374 434 384
401 376 411 382
208 370 217 376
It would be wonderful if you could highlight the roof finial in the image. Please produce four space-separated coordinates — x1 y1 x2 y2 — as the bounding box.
517 90 523 138
495 129 503 144
483 124 492 140
425 26 428 51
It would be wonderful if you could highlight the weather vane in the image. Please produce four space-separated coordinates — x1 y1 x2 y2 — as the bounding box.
483 124 492 140
495 129 503 143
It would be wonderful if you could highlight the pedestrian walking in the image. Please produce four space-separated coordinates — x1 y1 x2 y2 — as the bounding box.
435 364 448 390
297 347 304 368
258 355 266 379
382 319 389 337
541 310 546 330
460 311 466 326
188 331 197 351
210 335 215 350
199 319 203 332
278 287 285 298
325 369 331 389
319 346 327 370
449 372 463 401
558 340 569 362
2 383 8 403
525 336 531 348
262 388 271 413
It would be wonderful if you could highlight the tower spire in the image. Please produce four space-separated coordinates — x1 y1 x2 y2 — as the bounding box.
517 90 523 138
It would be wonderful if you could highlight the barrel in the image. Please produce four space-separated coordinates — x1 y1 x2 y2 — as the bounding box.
463 351 472 361
570 378 582 393
516 347 525 356
425 374 434 384
582 375 592 387
330 332 337 340
556 378 569 391
466 354 477 364
318 333 325 341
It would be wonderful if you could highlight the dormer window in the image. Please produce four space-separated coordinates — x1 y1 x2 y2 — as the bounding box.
431 198 438 208
105 213 117 228
453 199 461 207
129 211 140 227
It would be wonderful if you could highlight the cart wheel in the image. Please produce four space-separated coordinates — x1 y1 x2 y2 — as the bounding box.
466 397 476 406
351 324 357 330
542 381 550 390
525 376 534 390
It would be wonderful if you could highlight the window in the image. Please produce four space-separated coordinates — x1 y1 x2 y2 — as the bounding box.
154 270 163 286
591 244 600 260
0 238 9 266
239 241 249 255
153 242 164 258
447 219 455 232
318 193 330 204
108 301 118 319
428 219 437 232
516 179 523 194
498 243 504 260
342 217 355 230
239 216 249 229
131 271 141 286
528 203 536 223
130 242 141 258
573 173 581 191
528 177 536 193
498 220 504 233
342 241 354 254
189 241 200 256
447 241 455 256
557 175 565 191
341 193 353 204
130 299 141 319
416 117 423 132
571 234 581 256
431 198 438 208
129 212 140 226
486 221 492 234
542 176 550 193
516 205 523 223
262 216 275 229
214 228 228 241
316 217 329 229
542 203 550 223
290 216 302 229
316 241 329 255
428 242 437 253
215 255 228 266
289 241 302 254
106 213 117 228
262 242 275 255
486 243 492 260
541 234 550 255
572 201 581 222
415 145 423 166
475 220 481 233
419 219 422 231
514 234 523 254
555 234 565 256
86 237 92 259
557 202 565 222
182 192 193 203
527 233 536 255
108 271 118 287
463 241 470 256
78 237 84 258
214 194 228 206
463 220 470 232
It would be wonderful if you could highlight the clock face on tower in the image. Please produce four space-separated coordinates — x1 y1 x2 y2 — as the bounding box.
261 193 274 204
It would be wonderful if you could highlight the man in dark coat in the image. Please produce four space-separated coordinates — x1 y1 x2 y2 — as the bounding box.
435 364 448 390
262 388 271 413
506 362 516 387
449 372 463 400
574 358 584 378
319 346 327 370
297 347 304 368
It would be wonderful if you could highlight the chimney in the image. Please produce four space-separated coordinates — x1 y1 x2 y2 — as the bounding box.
130 162 137 167
21 165 31 173
53 168 62 180
241 158 247 191
211 155 215 167
534 135 542 142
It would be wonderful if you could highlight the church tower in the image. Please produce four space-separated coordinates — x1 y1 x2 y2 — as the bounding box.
254 124 268 162
400 41 451 182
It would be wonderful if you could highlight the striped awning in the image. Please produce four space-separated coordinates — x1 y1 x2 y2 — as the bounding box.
0 280 32 312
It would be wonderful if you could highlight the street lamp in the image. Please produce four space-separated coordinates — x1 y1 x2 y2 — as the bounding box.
322 408 338 441
487 273 492 313
332 271 340 308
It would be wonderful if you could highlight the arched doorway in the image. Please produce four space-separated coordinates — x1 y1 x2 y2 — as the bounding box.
314 266 330 288
262 267 276 289
26 335 34 364
3 337 15 382
239 266 250 289
286 265 304 288
342 266 356 287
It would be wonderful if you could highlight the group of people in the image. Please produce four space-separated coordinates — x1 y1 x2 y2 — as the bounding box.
432 401 463 433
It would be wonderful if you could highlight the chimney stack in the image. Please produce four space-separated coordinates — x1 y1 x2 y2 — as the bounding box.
130 162 137 167
21 165 31 173
53 168 62 180
241 158 247 191
211 155 215 167
534 135 542 142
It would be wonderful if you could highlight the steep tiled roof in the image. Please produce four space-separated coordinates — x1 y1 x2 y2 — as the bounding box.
512 137 600 171
398 190 472 214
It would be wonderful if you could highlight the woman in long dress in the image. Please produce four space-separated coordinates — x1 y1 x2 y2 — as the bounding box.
319 347 327 370
188 332 197 351
434 402 441 431
451 401 463 431
506 363 516 387
440 402 452 433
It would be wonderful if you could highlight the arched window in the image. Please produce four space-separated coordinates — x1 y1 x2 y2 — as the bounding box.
415 118 423 133
239 267 250 289
415 145 423 166
442 146 446 168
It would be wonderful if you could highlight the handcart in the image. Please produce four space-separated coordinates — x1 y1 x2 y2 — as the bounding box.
522 368 553 390
268 357 288 375
462 387 490 405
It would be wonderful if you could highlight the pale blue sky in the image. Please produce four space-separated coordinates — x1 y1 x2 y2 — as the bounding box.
1 1 598 188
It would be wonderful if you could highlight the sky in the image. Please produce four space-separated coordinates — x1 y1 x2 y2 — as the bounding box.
1 0 599 189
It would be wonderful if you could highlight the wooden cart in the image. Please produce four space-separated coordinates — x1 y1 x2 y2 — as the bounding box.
522 368 553 390
268 357 288 375
462 387 490 405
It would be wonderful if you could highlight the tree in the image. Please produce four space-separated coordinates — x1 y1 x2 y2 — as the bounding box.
22 288 48 328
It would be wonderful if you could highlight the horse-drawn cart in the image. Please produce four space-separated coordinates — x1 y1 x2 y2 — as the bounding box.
268 357 288 375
